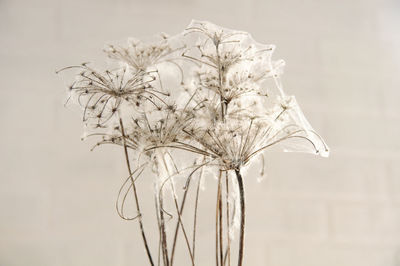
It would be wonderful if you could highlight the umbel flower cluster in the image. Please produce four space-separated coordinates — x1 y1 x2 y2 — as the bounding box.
59 20 329 266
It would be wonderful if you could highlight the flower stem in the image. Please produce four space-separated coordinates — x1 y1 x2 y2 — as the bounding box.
159 196 169 266
215 43 226 121
192 166 203 260
224 171 231 266
119 118 154 266
218 171 224 266
170 184 190 266
159 152 194 266
171 160 208 265
215 176 220 266
234 169 245 266
155 150 170 266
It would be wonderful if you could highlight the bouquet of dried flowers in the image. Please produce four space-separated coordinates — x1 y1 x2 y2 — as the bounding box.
58 20 329 266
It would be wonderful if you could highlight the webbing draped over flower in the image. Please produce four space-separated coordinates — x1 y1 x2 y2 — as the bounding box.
59 20 329 266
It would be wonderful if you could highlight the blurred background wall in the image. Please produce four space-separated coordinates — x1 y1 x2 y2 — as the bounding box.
1 0 400 265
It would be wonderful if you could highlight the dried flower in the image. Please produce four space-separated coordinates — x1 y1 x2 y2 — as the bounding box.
104 34 184 72
59 20 329 266
59 63 172 128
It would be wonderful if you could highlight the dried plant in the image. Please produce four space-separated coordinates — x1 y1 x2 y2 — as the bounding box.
58 20 329 266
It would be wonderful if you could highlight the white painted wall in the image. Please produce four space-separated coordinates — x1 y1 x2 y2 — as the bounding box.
1 0 399 265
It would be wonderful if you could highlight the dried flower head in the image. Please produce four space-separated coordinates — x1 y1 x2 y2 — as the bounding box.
59 63 171 128
104 33 184 72
181 20 328 160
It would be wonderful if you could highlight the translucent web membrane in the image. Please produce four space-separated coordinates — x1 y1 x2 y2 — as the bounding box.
179 20 329 158
61 19 329 160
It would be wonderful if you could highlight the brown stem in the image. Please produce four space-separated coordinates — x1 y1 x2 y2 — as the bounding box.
171 163 206 265
170 183 190 266
159 196 169 266
119 118 154 266
160 153 194 266
170 186 195 266
192 166 203 260
218 171 224 266
155 194 162 266
215 44 225 121
216 170 222 266
234 169 245 266
155 151 170 266
224 171 231 266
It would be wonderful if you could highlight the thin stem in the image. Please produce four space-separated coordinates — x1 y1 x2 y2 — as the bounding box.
216 171 222 266
169 185 195 266
155 151 170 266
119 118 154 266
170 179 191 266
160 152 195 266
155 194 162 266
234 169 245 266
215 44 225 121
192 165 204 260
224 171 231 266
218 170 224 266
159 195 169 266
170 162 206 265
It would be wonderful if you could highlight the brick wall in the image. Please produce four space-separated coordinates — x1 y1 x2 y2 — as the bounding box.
0 0 399 265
